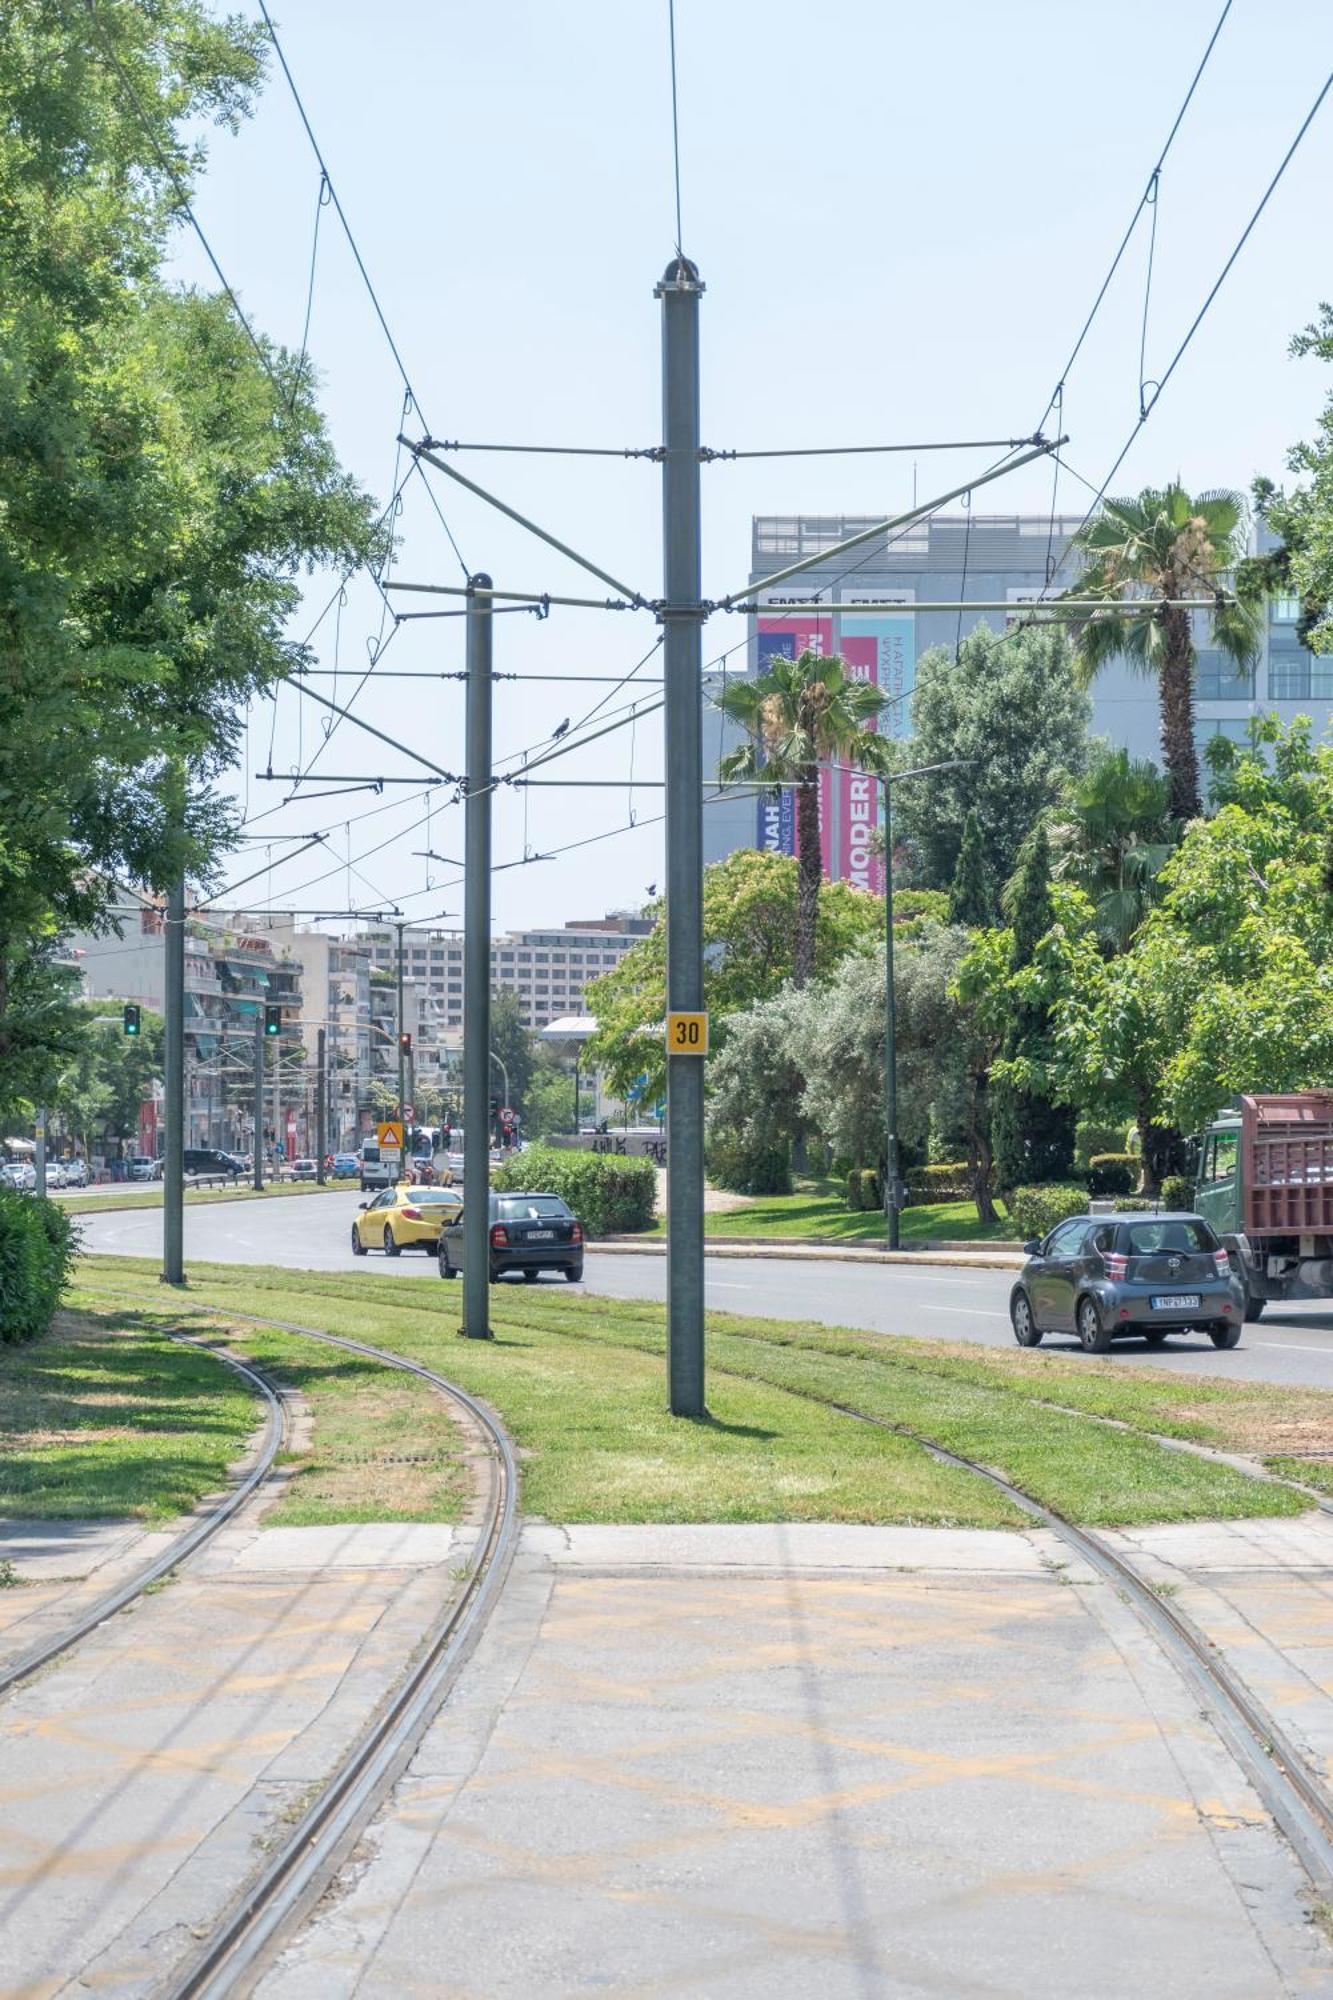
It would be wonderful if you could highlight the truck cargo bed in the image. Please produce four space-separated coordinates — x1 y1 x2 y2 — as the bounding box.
1242 1093 1333 1236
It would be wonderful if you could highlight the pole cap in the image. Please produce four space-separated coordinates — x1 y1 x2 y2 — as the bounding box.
655 255 704 297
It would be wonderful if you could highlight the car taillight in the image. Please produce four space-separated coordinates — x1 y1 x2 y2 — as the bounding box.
401 1207 422 1221
1213 1248 1231 1278
490 1224 509 1249
571 1222 583 1246
1103 1252 1128 1281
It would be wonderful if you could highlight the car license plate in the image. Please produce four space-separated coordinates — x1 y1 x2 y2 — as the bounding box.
528 1229 554 1241
1151 1293 1200 1311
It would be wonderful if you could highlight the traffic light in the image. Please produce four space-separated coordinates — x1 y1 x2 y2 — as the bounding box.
264 1004 282 1037
399 1030 412 1053
123 1004 141 1038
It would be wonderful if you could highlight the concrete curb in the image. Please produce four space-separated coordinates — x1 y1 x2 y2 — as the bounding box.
593 1238 1024 1270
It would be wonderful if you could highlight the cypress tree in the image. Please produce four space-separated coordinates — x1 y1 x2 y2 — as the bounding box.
991 824 1077 1191
947 809 995 927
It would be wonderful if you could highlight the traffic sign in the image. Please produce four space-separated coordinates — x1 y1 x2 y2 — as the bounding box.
665 1011 709 1055
377 1121 404 1150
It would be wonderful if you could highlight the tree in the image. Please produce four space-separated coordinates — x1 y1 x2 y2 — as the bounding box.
703 985 810 1191
489 989 535 1115
1047 745 1173 951
51 1003 165 1157
1064 486 1261 823
584 849 881 1102
1242 305 1333 653
714 652 895 986
890 623 1090 891
947 810 995 927
986 826 1077 1191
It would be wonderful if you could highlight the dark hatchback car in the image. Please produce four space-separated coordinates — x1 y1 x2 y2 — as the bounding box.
1010 1212 1244 1353
438 1192 584 1285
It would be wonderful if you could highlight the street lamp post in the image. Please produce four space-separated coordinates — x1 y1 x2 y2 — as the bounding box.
882 759 974 1251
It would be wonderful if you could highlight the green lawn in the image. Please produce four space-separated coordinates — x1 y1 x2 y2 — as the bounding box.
65 1256 1321 1531
61 1181 347 1217
648 1181 1012 1245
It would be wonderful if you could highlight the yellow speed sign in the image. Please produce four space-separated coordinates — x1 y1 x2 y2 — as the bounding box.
665 1011 709 1055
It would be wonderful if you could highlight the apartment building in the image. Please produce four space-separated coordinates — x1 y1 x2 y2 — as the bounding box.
359 913 652 1034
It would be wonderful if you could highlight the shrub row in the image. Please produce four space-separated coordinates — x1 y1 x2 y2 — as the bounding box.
0 1190 77 1344
1086 1152 1139 1197
1005 1183 1089 1241
1161 1175 1195 1211
904 1162 971 1203
491 1146 656 1237
705 1135 792 1197
846 1168 883 1212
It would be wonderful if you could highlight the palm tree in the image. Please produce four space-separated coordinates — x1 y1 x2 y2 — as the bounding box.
1048 745 1174 951
715 650 894 986
1065 485 1261 823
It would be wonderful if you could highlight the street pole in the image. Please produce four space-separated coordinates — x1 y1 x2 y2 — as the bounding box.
395 920 406 1123
658 255 706 1418
34 1109 46 1200
316 1028 327 1184
572 1051 580 1136
883 785 900 1252
272 1021 282 1172
463 573 493 1338
252 1013 265 1192
163 875 185 1283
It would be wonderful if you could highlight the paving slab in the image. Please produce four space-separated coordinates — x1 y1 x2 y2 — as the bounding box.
523 1522 1048 1574
195 1522 460 1575
259 1536 1333 2000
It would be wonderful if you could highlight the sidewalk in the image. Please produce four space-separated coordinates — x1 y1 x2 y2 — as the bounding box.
258 1521 1333 1999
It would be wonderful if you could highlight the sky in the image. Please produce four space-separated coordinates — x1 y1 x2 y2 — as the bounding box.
175 0 1333 933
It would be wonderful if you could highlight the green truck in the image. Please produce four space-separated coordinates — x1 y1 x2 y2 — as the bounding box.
1191 1093 1333 1319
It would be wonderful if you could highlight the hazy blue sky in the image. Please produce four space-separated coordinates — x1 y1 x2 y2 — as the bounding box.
177 0 1333 930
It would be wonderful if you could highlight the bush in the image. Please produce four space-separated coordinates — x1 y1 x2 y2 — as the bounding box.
1006 1183 1089 1243
1160 1175 1195 1211
845 1170 864 1212
905 1161 970 1203
1075 1121 1131 1168
492 1146 656 1237
0 1190 78 1344
1086 1153 1138 1197
706 1133 792 1197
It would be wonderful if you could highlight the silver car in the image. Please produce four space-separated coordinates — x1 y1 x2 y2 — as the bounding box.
1010 1211 1244 1353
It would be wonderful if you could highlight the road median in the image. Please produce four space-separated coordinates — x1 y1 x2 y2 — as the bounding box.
597 1234 1024 1268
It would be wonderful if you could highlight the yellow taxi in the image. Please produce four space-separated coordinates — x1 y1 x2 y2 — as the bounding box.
351 1183 463 1257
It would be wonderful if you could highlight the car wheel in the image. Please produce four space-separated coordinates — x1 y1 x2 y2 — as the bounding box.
488 1264 500 1285
1010 1291 1042 1347
1077 1296 1112 1354
351 1224 367 1257
1209 1321 1242 1349
383 1226 401 1258
522 1268 539 1283
1244 1294 1266 1323
1143 1330 1169 1346
565 1264 582 1284
438 1247 456 1280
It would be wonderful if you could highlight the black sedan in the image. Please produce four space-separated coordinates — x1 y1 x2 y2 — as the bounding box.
1009 1212 1243 1353
438 1192 585 1284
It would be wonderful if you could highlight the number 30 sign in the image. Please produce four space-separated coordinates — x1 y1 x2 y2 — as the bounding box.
665 1012 709 1054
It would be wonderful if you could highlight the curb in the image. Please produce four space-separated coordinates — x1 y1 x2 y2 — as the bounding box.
593 1239 1024 1271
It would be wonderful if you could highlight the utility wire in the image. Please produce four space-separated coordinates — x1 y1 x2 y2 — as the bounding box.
667 0 685 253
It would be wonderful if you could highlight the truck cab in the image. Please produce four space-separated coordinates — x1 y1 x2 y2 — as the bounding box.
1192 1096 1333 1317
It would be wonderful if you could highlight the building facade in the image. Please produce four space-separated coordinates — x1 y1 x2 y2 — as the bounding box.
704 509 1333 872
358 913 652 1036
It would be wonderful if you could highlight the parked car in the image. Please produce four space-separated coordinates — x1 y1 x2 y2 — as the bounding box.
127 1156 158 1182
351 1184 463 1256
3 1161 36 1192
291 1157 318 1181
437 1192 584 1285
183 1147 242 1179
332 1152 360 1180
45 1161 67 1190
63 1158 89 1187
1010 1212 1243 1353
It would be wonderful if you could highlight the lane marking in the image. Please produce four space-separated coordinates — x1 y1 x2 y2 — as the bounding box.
1251 1340 1333 1354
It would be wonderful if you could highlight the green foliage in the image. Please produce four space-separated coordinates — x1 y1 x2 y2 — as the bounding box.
52 1003 165 1149
706 1134 791 1197
947 809 995 927
1161 1175 1195 1211
989 827 1076 1191
905 1163 971 1202
1086 1154 1137 1197
890 622 1090 890
1048 745 1174 949
0 1192 77 1344
489 988 535 1115
585 849 881 1101
1075 1120 1133 1167
1242 306 1333 654
491 1145 656 1237
844 1167 884 1213
1007 1184 1089 1242
523 1058 577 1142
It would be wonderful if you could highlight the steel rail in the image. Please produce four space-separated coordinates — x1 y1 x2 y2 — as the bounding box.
146 1307 519 2000
0 1338 285 1699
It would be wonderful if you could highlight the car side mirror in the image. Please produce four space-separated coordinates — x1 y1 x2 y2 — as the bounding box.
1023 1239 1042 1256
358 1201 368 1211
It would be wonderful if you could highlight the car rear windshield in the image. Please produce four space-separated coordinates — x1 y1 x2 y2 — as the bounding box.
497 1196 570 1219
1125 1220 1216 1254
414 1189 460 1204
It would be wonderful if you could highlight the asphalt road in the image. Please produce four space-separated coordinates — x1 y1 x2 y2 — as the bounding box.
77 1187 1333 1390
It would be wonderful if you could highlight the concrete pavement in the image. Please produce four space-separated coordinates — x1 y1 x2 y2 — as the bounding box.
256 1524 1333 1999
78 1188 1333 1391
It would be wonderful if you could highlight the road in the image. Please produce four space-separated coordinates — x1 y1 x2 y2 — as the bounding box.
77 1188 1333 1389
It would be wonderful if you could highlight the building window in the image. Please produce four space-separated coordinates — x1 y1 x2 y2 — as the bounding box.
1271 597 1303 623
1196 650 1252 701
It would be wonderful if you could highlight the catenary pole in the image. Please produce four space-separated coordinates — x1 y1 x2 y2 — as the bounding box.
252 1014 265 1192
883 788 900 1252
163 875 185 1283
463 574 494 1338
316 1028 327 1182
395 921 406 1128
658 255 706 1418
34 1109 47 1200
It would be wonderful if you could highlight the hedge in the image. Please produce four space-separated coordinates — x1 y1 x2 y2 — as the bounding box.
1006 1183 1089 1242
1086 1152 1138 1197
705 1134 792 1197
0 1191 78 1344
845 1168 883 1212
905 1161 971 1203
1160 1175 1195 1211
491 1146 656 1237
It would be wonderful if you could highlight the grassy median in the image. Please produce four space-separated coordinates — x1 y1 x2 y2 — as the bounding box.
651 1181 1012 1244
59 1181 347 1218
55 1256 1329 1531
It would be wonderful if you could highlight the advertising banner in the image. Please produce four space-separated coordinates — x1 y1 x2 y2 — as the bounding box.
835 593 915 894
753 592 832 861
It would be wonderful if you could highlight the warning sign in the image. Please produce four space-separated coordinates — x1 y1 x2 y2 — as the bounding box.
377 1121 404 1151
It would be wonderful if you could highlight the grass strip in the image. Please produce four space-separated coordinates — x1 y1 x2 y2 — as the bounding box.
76 1258 1319 1529
0 1308 260 1522
650 1184 1010 1244
60 1183 346 1218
